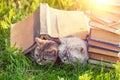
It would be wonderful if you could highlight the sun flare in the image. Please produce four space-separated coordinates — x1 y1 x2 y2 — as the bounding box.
89 0 110 9
89 0 109 5
95 0 108 4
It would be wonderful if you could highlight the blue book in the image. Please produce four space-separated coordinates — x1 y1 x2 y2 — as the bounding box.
87 37 120 53
89 27 120 47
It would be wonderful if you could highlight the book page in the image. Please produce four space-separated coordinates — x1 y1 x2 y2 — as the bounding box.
57 11 88 37
40 3 89 39
49 7 63 37
89 21 120 35
10 13 34 52
40 3 48 34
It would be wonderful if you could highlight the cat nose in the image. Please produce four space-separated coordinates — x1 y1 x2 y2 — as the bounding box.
63 58 66 61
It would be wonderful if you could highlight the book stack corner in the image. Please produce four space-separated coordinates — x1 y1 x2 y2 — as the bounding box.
87 2 120 67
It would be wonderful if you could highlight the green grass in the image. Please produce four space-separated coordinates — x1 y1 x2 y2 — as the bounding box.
0 0 120 80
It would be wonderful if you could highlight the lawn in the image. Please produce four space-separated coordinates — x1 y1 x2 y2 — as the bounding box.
0 0 120 80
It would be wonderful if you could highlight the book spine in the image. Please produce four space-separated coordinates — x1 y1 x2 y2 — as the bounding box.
88 40 120 53
88 47 118 57
89 44 120 53
87 37 120 47
89 52 120 62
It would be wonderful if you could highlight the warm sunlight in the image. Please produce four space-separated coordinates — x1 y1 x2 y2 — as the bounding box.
89 0 120 6
88 0 118 14
89 0 109 7
88 0 109 13
93 0 109 4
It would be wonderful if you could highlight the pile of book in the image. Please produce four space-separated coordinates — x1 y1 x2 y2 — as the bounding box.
87 1 120 67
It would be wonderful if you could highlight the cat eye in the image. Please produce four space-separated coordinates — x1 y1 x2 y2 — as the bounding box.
44 51 56 57
35 54 39 57
43 58 47 60
52 50 57 56
52 50 55 54
80 47 84 54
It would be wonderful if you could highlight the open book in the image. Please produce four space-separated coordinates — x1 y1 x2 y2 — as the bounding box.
10 3 89 53
40 3 89 38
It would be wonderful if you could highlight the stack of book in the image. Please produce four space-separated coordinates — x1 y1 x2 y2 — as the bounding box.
88 1 120 66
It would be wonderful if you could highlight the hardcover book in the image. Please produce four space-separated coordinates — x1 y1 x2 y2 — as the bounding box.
88 37 120 52
88 52 120 63
88 46 119 57
89 27 120 45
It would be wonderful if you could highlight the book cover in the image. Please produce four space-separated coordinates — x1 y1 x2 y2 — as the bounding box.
89 52 120 62
88 46 119 57
87 37 120 52
89 27 120 45
11 12 35 52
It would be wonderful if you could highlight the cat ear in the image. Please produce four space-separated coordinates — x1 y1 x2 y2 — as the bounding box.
51 50 57 56
40 34 51 40
59 38 65 44
80 47 85 54
35 37 46 46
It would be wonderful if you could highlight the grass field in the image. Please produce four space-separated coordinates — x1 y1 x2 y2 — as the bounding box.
0 0 120 80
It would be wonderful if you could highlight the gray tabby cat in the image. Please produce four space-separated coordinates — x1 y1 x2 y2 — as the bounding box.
58 37 89 66
33 34 88 66
34 37 60 65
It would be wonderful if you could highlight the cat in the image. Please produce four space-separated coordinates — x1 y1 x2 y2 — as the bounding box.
33 37 60 65
58 36 89 66
38 34 89 65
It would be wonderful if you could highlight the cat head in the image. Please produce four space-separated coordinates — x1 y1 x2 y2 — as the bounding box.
34 37 59 65
58 37 89 65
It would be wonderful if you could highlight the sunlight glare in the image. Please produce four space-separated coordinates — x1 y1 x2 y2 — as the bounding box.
89 0 110 9
96 0 108 4
90 0 109 5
